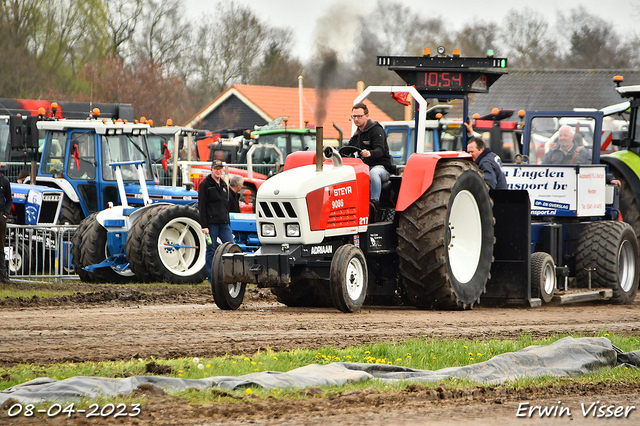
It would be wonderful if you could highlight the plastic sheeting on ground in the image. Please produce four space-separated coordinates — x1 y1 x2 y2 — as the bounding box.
1 337 639 404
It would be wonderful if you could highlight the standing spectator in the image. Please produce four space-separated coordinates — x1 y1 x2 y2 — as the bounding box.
198 160 233 282
0 162 13 284
228 175 244 214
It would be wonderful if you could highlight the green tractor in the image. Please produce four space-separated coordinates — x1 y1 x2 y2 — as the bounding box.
600 78 640 240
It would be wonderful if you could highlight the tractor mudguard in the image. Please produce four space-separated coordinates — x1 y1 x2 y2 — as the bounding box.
395 152 474 212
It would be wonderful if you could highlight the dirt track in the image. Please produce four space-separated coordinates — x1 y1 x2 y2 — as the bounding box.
1 286 640 425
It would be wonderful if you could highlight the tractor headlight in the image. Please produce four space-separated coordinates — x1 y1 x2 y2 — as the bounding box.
261 223 276 237
286 223 300 237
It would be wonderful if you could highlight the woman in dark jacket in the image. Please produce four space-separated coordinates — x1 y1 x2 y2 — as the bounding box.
198 160 233 282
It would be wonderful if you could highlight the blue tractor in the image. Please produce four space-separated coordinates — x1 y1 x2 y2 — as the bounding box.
12 109 197 225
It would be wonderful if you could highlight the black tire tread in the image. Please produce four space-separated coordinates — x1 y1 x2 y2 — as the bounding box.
125 205 172 282
71 213 99 282
397 160 493 309
576 221 639 304
58 196 85 225
531 252 555 304
211 242 245 310
75 214 134 283
329 245 368 313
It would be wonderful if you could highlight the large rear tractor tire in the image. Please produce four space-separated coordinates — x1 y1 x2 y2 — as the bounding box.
71 213 99 282
72 214 136 283
58 197 84 225
531 252 556 304
139 204 207 284
329 244 368 313
125 205 172 282
397 160 494 309
211 242 246 310
576 221 639 304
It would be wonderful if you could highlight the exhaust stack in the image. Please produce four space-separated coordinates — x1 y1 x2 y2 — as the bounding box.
316 126 323 172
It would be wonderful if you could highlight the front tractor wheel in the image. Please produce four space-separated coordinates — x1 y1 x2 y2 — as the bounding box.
329 244 368 313
139 205 207 284
211 242 246 310
397 160 494 309
531 252 556 304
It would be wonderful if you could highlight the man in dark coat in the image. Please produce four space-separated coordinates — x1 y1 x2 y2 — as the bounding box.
228 175 244 214
542 125 591 165
198 160 233 282
466 137 508 190
347 102 394 208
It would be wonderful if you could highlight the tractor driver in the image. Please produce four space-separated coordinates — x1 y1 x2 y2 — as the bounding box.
542 125 591 165
347 102 394 211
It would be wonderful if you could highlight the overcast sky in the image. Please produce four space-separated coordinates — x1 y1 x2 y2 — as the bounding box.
183 0 640 62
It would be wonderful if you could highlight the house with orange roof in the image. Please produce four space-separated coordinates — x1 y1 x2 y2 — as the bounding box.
184 84 392 141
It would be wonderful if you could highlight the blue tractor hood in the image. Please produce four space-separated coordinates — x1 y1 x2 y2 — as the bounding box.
122 183 198 205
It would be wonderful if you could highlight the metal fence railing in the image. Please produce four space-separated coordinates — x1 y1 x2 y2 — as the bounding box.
4 162 37 183
6 224 78 282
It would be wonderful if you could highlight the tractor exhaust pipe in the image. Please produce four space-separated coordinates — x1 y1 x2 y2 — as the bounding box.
316 126 323 172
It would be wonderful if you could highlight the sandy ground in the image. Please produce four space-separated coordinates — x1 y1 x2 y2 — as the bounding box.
1 286 639 425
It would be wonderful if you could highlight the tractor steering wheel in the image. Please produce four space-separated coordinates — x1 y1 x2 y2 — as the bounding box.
338 145 362 158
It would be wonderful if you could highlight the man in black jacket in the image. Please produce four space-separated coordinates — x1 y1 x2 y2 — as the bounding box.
347 102 394 209
0 163 13 284
198 160 233 282
466 137 508 190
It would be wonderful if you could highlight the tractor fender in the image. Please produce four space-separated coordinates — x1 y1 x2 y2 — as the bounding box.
395 152 474 212
30 176 80 203
601 152 640 204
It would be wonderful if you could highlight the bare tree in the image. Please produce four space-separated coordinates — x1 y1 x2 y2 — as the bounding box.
253 40 305 87
500 8 559 69
556 6 630 69
189 1 294 106
137 0 191 76
105 0 144 59
454 21 500 57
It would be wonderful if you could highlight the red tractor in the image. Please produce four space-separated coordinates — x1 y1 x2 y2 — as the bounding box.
212 144 495 312
210 54 507 312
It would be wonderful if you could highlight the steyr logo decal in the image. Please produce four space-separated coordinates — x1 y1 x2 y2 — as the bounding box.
310 245 333 255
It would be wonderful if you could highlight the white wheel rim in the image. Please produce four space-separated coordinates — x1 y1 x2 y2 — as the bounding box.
542 261 556 296
228 282 242 298
618 240 635 292
104 241 135 277
448 190 482 284
345 256 365 301
157 216 207 276
9 251 21 273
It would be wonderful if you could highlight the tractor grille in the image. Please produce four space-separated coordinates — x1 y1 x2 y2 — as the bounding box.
40 194 63 224
326 208 357 228
259 201 297 219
